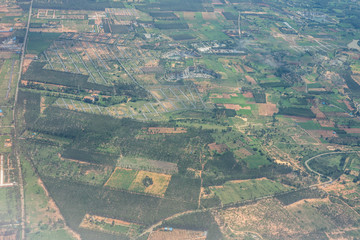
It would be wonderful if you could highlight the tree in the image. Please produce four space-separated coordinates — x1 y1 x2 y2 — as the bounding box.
142 176 153 187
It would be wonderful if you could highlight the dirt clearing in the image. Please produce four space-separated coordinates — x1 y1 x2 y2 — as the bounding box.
258 103 278 116
245 75 257 84
202 12 217 20
145 127 187 134
208 143 228 153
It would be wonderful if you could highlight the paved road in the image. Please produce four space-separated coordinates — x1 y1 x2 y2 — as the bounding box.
13 0 34 239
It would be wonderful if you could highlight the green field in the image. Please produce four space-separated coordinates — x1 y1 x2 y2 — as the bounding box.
212 94 253 105
211 178 291 204
242 153 271 168
27 229 75 240
298 120 320 130
0 187 17 222
27 32 61 55
105 168 138 190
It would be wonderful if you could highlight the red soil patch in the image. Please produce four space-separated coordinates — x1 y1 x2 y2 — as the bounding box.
242 92 254 98
318 120 335 128
258 103 278 116
235 148 253 159
0 229 16 240
341 128 360 134
243 65 255 73
0 51 14 59
208 143 228 153
245 75 257 85
308 130 337 138
210 93 222 98
344 100 355 111
283 116 313 122
22 54 37 73
352 75 360 85
223 104 251 111
311 106 326 119
234 64 244 73
202 12 217 20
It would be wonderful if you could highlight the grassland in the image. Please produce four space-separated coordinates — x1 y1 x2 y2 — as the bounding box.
105 168 138 190
27 32 61 55
0 187 17 223
214 197 360 240
21 155 75 239
210 178 292 205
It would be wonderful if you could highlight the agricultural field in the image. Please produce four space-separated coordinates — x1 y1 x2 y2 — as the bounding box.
2 0 360 239
80 214 142 237
105 167 172 196
210 178 292 205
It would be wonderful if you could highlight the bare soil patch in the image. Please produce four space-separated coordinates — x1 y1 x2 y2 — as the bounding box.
318 120 335 128
202 12 217 20
0 51 14 59
235 148 253 159
40 96 46 114
223 104 250 111
243 66 255 73
344 99 355 111
352 75 360 85
242 92 254 98
283 116 312 122
245 75 257 84
311 106 326 119
258 103 278 116
0 229 16 240
162 101 176 110
234 64 244 73
342 128 360 134
208 143 228 153
150 90 164 100
308 130 337 138
145 127 187 134
183 12 196 20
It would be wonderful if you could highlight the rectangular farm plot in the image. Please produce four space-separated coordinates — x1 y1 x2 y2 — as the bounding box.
118 157 178 174
80 214 142 237
210 178 292 205
105 168 171 196
129 171 171 196
105 168 138 190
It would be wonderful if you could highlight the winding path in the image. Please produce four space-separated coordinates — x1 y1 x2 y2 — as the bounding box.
305 150 359 185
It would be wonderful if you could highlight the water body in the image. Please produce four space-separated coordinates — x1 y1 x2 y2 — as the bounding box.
348 40 360 51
